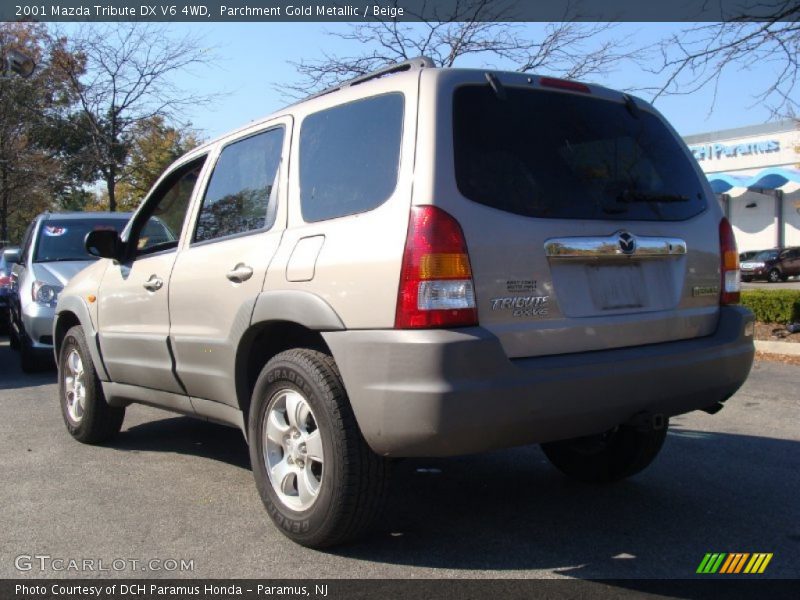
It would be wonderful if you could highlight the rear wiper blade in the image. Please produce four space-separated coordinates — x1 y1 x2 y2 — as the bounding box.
616 190 689 203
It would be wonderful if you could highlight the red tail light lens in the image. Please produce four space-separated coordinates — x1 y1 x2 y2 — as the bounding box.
539 77 591 94
0 274 10 288
395 205 478 329
719 217 740 305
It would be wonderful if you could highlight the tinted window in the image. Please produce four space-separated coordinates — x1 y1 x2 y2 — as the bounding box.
300 94 404 222
453 86 707 221
135 160 204 255
34 218 128 262
194 128 284 243
753 250 779 261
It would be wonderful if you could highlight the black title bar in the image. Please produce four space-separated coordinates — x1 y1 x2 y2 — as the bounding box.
5 0 800 22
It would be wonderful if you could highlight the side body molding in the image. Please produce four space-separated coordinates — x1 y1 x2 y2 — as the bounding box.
250 290 346 331
55 296 110 381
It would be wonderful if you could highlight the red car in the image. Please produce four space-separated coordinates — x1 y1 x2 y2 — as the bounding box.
740 248 800 282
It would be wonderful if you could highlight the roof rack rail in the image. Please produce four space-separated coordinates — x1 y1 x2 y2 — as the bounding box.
298 56 435 104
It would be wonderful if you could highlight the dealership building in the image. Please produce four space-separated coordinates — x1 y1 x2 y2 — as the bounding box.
682 120 800 252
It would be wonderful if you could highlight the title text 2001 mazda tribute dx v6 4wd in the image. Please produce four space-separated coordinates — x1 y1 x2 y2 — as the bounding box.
54 58 754 547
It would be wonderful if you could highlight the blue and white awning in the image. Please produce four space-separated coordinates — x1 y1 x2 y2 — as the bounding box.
707 167 800 196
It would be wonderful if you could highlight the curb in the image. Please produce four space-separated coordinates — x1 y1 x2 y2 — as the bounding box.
754 340 800 356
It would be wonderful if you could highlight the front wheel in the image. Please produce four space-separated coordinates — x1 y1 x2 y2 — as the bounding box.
248 349 389 548
541 419 669 483
768 269 782 283
58 325 125 444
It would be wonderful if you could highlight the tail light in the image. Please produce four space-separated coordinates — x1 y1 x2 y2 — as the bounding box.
0 274 10 289
719 217 740 304
395 205 478 329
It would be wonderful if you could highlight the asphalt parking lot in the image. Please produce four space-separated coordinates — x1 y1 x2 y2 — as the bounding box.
0 336 798 580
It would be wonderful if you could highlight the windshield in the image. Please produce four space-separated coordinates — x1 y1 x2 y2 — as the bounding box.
34 218 128 263
453 86 707 221
751 250 779 262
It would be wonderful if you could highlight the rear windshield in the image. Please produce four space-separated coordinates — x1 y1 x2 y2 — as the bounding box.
453 86 707 221
34 218 128 263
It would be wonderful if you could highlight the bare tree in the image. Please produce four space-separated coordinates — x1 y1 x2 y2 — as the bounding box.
651 1 800 118
282 0 635 98
52 23 216 211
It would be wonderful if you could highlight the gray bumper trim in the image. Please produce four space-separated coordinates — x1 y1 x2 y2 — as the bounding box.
323 306 755 457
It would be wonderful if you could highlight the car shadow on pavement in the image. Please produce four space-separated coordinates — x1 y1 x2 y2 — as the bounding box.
334 427 799 579
110 414 798 578
114 416 251 470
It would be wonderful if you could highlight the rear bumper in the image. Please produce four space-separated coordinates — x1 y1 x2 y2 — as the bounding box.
323 306 755 457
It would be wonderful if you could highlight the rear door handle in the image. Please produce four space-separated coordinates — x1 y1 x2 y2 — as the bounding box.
226 263 254 283
143 275 164 292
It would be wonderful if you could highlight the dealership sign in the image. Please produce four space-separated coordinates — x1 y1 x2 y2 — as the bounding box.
689 139 781 161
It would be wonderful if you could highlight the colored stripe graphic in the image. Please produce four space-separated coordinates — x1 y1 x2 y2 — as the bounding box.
719 554 736 573
720 552 750 574
697 553 727 573
699 553 773 574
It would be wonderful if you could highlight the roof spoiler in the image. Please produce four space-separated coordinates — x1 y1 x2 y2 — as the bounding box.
298 56 435 104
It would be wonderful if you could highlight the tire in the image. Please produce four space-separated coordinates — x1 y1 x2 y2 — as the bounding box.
768 269 782 283
541 419 669 484
248 348 389 548
58 325 125 444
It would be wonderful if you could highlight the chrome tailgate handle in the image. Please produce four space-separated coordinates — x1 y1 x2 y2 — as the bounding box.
545 231 687 260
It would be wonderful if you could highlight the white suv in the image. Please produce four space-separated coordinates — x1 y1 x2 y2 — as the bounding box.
55 58 755 547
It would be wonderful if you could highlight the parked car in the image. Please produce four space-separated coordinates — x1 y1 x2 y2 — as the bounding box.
54 58 755 548
8 212 132 371
0 246 19 332
740 248 800 282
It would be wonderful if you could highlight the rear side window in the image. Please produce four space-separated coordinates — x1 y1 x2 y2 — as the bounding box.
453 86 707 221
299 93 404 222
194 127 284 243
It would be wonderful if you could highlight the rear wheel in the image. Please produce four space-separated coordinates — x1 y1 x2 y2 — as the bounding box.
768 269 782 283
541 419 669 483
248 348 389 548
58 325 125 444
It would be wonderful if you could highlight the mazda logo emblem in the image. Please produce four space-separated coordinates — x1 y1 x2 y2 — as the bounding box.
618 232 636 254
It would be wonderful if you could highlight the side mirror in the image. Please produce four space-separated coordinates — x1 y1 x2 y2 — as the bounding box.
85 230 121 260
3 248 20 264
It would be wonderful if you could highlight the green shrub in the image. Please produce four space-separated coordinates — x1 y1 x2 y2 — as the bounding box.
740 290 800 324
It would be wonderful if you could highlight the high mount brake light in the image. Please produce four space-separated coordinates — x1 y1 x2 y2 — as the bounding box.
539 77 591 94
